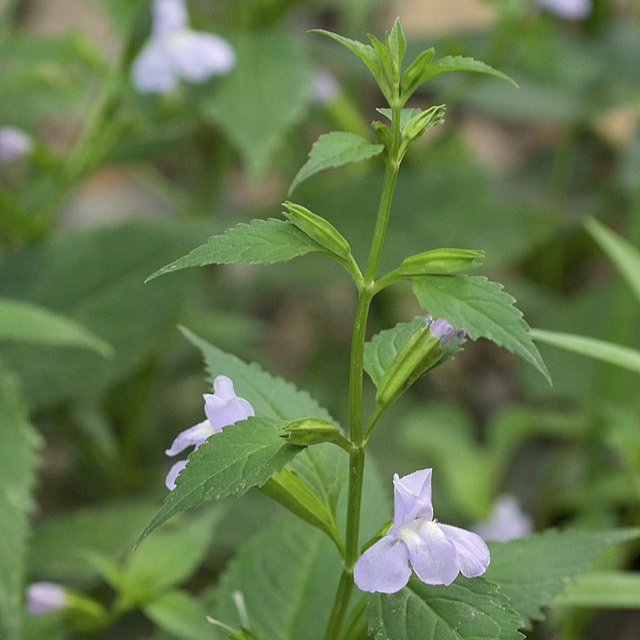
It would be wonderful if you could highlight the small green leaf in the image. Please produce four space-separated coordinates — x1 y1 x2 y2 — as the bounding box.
0 364 40 640
147 219 323 281
485 529 640 628
387 18 407 70
312 29 383 92
531 329 640 375
144 590 214 640
0 298 113 355
585 217 640 303
412 275 550 383
401 53 517 102
181 327 335 422
556 571 640 609
401 47 435 98
288 132 383 194
367 576 524 640
138 417 302 543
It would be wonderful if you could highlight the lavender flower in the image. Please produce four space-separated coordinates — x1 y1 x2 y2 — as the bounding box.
165 375 254 489
0 126 32 162
473 494 533 542
131 0 235 94
538 0 592 19
312 69 340 105
354 469 489 593
26 582 66 615
429 317 465 345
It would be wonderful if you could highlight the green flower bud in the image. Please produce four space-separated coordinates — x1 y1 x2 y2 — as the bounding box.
281 418 342 446
395 248 484 276
376 316 464 407
282 202 352 262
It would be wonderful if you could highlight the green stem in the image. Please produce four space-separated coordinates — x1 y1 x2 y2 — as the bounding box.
322 103 403 640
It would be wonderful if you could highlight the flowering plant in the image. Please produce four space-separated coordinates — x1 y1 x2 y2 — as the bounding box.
3 4 640 640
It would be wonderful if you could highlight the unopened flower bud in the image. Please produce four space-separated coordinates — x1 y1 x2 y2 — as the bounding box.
282 418 341 446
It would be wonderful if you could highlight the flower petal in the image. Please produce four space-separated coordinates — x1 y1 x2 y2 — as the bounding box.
393 468 433 525
152 0 189 37
354 535 411 593
131 39 178 93
165 420 215 456
403 520 459 585
167 32 235 83
165 459 187 490
203 378 254 431
438 523 490 578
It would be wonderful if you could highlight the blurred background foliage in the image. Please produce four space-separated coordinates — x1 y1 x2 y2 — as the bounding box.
1 0 639 638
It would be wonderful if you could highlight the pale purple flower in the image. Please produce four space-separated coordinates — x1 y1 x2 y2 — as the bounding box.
0 126 32 162
131 0 235 94
538 0 592 19
26 582 66 615
429 317 465 345
312 69 340 104
165 375 254 489
354 469 490 593
473 494 533 542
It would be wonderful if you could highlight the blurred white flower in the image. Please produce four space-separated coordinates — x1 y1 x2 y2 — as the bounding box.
538 0 592 20
131 0 235 94
0 126 32 162
473 494 533 542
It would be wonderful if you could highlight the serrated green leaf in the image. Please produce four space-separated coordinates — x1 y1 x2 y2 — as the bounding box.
367 576 524 640
144 590 214 640
0 297 112 355
412 275 550 383
401 54 517 101
289 132 383 195
181 327 335 422
208 515 339 640
207 457 388 640
0 363 40 640
531 329 640 375
147 219 323 281
485 529 640 628
363 317 425 387
585 217 640 303
311 29 382 90
139 417 302 542
205 28 314 179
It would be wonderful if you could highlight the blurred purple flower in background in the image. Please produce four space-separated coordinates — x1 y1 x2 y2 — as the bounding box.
131 0 235 94
26 582 66 615
165 375 254 489
538 0 592 19
0 126 32 162
312 69 340 105
473 494 533 542
354 469 490 593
